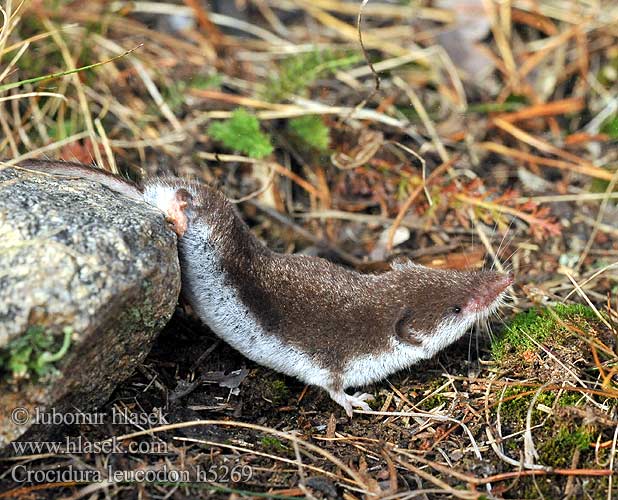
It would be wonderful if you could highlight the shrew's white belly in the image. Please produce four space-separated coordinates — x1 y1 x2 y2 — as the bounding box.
341 337 426 389
178 224 331 388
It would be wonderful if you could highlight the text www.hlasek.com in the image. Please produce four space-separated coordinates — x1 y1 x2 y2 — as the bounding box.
12 436 167 455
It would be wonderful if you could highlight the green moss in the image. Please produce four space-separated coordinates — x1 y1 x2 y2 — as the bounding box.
537 427 592 468
261 49 359 102
0 326 73 381
415 379 450 410
287 115 330 152
492 304 598 361
500 387 585 425
418 393 448 411
500 386 558 425
497 386 593 473
557 391 584 407
269 379 290 404
260 436 286 451
208 108 273 159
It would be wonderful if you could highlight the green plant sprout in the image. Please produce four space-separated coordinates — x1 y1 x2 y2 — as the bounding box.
288 115 330 152
261 49 359 102
1 326 73 380
208 108 273 159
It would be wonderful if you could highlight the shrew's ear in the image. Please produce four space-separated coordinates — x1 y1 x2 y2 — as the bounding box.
393 307 421 345
175 188 193 207
389 255 415 271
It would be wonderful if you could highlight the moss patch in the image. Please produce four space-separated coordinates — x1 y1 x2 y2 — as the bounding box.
260 436 286 452
537 426 592 468
267 379 290 404
492 303 598 361
499 386 553 425
499 386 587 427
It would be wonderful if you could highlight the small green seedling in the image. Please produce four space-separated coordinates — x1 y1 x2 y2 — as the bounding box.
208 108 273 159
288 115 330 152
0 326 73 381
261 49 359 102
260 436 286 451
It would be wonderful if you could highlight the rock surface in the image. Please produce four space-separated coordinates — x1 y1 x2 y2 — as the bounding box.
0 166 181 449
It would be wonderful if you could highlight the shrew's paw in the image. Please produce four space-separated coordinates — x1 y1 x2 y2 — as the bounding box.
329 390 375 417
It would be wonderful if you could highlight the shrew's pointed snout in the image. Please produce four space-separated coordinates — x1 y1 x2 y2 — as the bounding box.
495 272 514 291
467 272 513 312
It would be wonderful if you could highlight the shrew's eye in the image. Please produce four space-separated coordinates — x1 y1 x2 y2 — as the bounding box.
451 306 462 314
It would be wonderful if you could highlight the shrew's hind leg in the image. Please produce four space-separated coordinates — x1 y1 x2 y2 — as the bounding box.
328 388 374 417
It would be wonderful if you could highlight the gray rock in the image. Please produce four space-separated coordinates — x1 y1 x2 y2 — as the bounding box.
0 166 181 449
